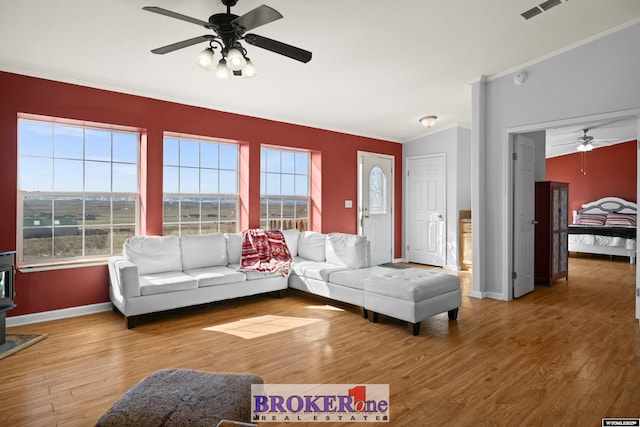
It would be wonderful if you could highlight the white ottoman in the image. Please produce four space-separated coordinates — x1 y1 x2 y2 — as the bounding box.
364 269 461 336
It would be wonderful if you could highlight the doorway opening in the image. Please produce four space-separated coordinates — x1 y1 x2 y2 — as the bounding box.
506 110 640 319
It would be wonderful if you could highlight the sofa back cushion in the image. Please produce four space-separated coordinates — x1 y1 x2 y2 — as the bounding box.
123 235 183 275
297 231 326 262
225 233 243 264
180 233 228 270
325 233 369 269
281 229 300 257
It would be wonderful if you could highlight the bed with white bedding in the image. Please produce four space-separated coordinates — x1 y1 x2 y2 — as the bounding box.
568 197 637 264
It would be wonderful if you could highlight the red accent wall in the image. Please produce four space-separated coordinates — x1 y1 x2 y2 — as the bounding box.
546 140 637 215
0 71 402 317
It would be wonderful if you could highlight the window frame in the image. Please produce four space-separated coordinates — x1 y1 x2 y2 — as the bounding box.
16 114 141 268
260 147 311 231
162 134 240 236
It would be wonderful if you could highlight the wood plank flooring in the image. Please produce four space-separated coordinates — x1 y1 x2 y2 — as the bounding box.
1 255 638 426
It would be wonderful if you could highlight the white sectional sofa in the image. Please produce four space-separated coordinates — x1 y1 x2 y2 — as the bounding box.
108 229 461 334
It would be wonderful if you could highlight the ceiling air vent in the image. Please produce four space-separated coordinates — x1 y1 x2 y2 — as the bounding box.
521 0 564 20
521 6 543 20
539 0 562 11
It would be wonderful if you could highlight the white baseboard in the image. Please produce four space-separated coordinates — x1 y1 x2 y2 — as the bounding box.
484 291 506 300
6 302 112 327
467 291 485 299
468 290 505 300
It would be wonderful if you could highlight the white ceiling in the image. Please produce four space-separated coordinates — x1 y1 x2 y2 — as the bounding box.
1 0 640 143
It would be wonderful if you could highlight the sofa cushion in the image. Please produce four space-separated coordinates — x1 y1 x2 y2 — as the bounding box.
281 229 300 257
139 271 198 296
227 263 288 281
325 233 368 269
225 233 243 264
180 234 228 270
185 266 247 287
124 235 183 275
297 231 326 262
291 259 351 282
329 266 384 290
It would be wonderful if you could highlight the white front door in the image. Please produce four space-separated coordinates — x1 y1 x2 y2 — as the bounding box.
359 153 393 265
513 134 536 298
406 155 446 267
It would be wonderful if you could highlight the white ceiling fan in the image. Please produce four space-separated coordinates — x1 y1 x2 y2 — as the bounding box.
575 128 619 151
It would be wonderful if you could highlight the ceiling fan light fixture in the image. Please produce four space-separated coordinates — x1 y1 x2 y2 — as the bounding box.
419 115 438 128
195 47 215 69
242 58 257 78
577 142 594 152
215 59 231 79
226 48 247 71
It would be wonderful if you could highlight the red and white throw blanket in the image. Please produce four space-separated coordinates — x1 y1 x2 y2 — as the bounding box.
240 229 292 276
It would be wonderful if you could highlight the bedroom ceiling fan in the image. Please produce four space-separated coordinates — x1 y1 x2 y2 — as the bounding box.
576 129 595 151
142 0 312 79
576 128 618 152
573 128 620 175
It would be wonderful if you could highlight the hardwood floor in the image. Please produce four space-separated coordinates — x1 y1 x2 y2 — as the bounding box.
2 256 638 426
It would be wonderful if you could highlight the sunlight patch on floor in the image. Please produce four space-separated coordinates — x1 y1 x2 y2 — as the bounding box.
203 315 323 339
304 304 345 312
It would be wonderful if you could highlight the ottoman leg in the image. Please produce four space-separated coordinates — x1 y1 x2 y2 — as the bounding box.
448 308 459 320
411 322 421 336
363 308 368 319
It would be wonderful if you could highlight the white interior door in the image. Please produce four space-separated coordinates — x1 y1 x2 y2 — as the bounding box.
406 155 445 266
513 134 536 298
359 153 393 265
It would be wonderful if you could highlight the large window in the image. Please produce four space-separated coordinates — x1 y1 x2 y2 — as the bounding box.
17 118 139 266
163 136 239 235
260 148 310 230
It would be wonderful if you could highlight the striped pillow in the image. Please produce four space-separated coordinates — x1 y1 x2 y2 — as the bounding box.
575 213 607 226
604 213 637 227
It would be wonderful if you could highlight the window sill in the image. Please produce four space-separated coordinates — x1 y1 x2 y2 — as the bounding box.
18 260 108 273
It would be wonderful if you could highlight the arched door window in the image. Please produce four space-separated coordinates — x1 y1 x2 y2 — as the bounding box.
369 165 387 214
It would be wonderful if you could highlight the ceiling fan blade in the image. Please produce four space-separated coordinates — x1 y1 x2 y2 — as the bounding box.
231 5 283 33
244 34 312 63
592 138 620 143
151 35 214 54
142 6 210 28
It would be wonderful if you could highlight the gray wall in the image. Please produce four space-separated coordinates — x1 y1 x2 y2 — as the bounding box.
403 126 471 270
472 22 640 299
